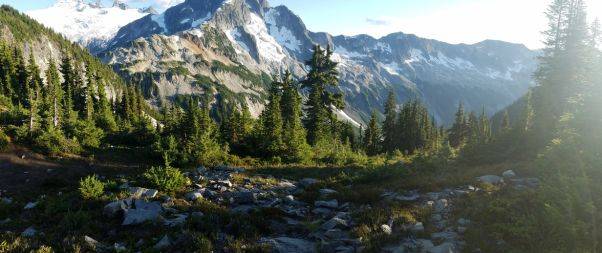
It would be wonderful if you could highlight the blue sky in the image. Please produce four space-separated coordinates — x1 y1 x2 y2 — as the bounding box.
3 0 601 49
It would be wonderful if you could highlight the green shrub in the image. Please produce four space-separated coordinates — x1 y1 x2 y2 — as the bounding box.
0 129 9 151
143 166 188 193
78 175 105 200
72 120 104 149
34 128 81 155
192 234 213 253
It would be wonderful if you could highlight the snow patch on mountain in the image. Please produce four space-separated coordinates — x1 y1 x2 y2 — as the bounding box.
151 13 168 33
244 13 286 62
265 9 301 52
26 0 147 51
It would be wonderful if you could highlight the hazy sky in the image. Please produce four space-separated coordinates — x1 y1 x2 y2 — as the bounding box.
4 0 601 49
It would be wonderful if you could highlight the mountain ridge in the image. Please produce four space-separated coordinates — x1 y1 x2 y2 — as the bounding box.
95 0 537 124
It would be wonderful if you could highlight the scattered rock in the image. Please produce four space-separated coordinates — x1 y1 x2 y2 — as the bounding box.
84 235 102 249
185 190 204 201
104 199 130 218
122 200 163 225
1 197 12 205
191 211 204 219
113 243 127 252
319 189 337 197
457 218 471 226
323 229 348 240
411 222 425 233
434 199 448 213
431 231 458 244
24 201 38 210
428 242 456 253
163 214 188 227
312 207 332 216
154 235 172 250
477 175 504 185
231 191 257 204
381 224 392 235
502 170 516 178
129 187 158 199
21 226 37 237
0 218 11 225
315 199 338 209
321 217 349 230
259 237 316 253
299 178 319 188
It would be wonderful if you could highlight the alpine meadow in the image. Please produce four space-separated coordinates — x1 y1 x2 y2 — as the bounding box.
0 0 601 252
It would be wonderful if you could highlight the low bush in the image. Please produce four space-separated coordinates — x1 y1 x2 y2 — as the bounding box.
78 175 105 200
143 165 188 193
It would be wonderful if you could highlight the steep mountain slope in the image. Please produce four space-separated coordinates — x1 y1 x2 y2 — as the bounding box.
99 0 537 124
0 5 126 100
26 0 151 54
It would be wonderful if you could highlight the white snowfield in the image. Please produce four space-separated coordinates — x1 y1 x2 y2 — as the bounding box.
27 0 147 48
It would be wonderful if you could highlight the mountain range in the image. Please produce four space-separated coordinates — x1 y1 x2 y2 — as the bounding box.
27 0 539 125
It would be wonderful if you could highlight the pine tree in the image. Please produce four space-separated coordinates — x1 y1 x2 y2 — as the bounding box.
44 58 62 129
279 71 310 162
363 111 381 155
302 45 344 145
501 110 511 132
13 47 28 105
259 77 284 157
60 54 75 113
95 77 117 131
26 53 42 133
477 108 491 143
520 91 535 132
448 102 467 148
382 91 397 153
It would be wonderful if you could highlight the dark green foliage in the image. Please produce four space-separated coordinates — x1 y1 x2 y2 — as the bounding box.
143 165 188 193
362 111 381 155
78 175 105 200
302 45 344 145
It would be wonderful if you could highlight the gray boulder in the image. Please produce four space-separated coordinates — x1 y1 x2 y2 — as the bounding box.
428 242 456 253
21 226 37 237
154 235 172 250
315 199 338 209
477 175 504 185
259 237 316 253
104 199 130 218
122 200 163 225
321 217 349 230
299 178 319 188
381 224 392 235
185 190 204 201
231 191 257 204
129 187 158 199
502 170 516 178
434 199 448 213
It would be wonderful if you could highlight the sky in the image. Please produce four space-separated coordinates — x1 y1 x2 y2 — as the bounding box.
3 0 601 49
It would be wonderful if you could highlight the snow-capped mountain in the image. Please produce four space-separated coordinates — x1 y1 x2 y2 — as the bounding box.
98 0 537 124
26 0 151 53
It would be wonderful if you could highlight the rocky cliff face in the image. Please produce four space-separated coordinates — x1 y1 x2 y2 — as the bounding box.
99 0 538 124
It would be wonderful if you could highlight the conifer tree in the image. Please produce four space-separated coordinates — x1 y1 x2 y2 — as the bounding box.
363 111 381 155
13 47 28 105
60 55 75 113
448 102 467 148
44 58 62 129
382 91 397 153
302 45 344 145
95 77 117 131
259 77 284 157
501 110 511 132
26 53 42 133
279 71 310 162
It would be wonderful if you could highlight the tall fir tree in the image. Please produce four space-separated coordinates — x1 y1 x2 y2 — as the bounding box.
363 111 381 155
302 45 344 145
382 91 398 153
259 77 285 157
44 58 63 129
448 102 467 148
279 71 310 162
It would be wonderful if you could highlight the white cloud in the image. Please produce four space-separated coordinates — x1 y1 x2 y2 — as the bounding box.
352 0 601 49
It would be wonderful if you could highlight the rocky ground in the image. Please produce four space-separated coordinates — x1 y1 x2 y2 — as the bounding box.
0 158 539 252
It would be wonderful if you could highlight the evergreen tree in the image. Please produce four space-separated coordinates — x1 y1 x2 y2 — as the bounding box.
302 45 344 145
520 91 535 132
363 111 381 155
279 71 310 162
382 91 398 153
95 77 117 131
60 54 75 113
448 102 467 148
13 47 28 105
501 110 511 132
259 77 284 157
44 58 62 129
26 53 42 133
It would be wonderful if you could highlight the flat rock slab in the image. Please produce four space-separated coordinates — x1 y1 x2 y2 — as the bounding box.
259 237 317 253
